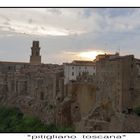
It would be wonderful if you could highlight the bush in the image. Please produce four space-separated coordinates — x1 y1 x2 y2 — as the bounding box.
134 107 140 116
0 106 74 132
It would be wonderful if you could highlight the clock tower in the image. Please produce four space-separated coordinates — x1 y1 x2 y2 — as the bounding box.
30 41 41 65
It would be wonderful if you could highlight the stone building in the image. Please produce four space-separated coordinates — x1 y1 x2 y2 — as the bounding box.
64 60 96 85
95 54 140 113
30 41 41 65
63 53 140 132
132 58 140 108
0 41 64 124
74 53 140 132
0 40 140 131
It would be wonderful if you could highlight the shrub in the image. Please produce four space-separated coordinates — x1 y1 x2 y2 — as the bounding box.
134 107 140 116
0 106 74 132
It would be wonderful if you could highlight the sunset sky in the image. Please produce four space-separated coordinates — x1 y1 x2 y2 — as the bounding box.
0 8 140 64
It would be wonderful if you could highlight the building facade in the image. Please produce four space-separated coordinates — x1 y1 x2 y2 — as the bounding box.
64 60 96 85
96 54 140 113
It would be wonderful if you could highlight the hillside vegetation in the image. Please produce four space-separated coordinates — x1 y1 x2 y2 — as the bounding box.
0 106 74 132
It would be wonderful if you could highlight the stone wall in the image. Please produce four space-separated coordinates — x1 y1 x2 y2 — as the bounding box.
64 83 96 123
133 59 140 108
0 62 64 124
96 55 135 113
0 54 140 131
75 55 140 132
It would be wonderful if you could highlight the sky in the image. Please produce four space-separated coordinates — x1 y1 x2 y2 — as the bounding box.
0 8 140 64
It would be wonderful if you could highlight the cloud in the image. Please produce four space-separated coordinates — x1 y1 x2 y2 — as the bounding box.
0 8 140 63
0 8 140 37
0 8 90 36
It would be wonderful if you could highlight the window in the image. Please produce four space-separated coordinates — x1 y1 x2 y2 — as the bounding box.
72 66 74 69
85 66 87 69
75 106 79 109
40 92 44 100
79 67 81 69
72 72 74 76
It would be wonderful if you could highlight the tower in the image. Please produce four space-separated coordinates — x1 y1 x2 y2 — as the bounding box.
30 41 41 65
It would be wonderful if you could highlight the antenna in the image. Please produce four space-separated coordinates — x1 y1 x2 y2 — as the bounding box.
117 45 121 55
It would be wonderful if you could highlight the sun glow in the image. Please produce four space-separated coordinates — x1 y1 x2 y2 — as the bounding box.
78 51 105 60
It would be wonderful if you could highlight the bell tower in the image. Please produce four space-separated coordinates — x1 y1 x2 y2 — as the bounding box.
30 41 41 64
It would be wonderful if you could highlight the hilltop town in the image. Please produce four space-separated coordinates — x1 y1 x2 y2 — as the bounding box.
0 41 140 132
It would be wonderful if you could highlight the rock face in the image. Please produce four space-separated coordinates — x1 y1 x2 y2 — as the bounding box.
76 100 140 132
65 83 96 123
0 63 64 125
55 97 72 127
0 53 140 132
75 100 113 132
67 83 96 118
109 114 140 132
6 95 56 124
